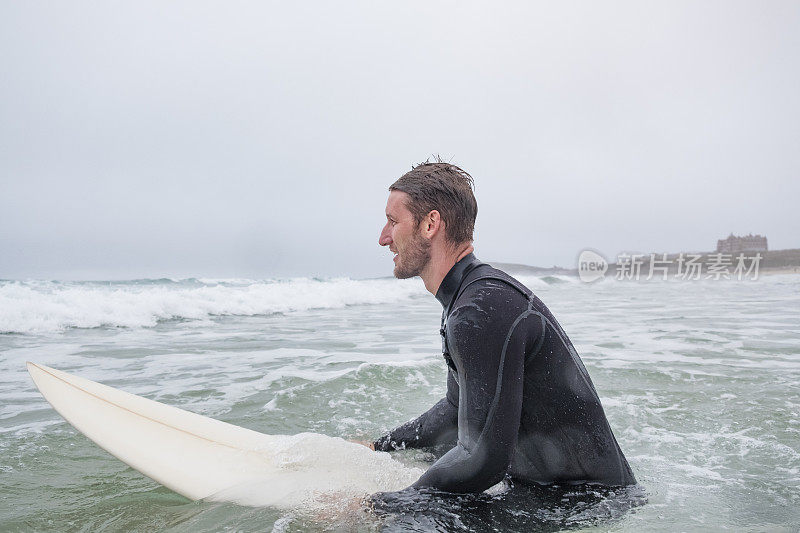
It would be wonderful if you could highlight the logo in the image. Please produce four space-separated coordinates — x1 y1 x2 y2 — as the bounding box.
577 249 608 282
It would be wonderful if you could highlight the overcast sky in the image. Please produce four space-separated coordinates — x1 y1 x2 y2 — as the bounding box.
2 1 798 280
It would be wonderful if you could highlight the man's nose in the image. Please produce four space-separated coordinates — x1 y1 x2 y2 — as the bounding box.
379 226 392 247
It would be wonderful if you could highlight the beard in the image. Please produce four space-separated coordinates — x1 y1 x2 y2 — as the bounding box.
394 232 431 279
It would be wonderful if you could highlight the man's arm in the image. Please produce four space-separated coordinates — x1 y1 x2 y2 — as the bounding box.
411 283 529 493
373 368 459 451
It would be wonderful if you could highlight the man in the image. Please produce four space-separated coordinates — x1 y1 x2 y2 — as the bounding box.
371 161 636 493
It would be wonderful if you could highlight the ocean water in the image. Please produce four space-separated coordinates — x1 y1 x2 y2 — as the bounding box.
1 274 799 531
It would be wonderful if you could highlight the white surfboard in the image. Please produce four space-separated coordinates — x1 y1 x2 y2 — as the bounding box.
26 362 422 508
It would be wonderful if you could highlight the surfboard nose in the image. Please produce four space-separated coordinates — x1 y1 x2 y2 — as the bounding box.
26 362 51 387
27 361 42 383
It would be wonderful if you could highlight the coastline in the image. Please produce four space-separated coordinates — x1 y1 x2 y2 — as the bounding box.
493 248 800 278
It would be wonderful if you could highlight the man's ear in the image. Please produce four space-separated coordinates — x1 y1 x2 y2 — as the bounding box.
423 210 443 237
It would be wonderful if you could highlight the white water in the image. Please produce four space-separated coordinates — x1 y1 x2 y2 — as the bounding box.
0 277 426 333
2 273 799 531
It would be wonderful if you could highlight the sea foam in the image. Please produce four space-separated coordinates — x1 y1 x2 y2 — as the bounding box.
0 278 427 334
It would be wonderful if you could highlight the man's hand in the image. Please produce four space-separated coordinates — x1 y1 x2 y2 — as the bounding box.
349 439 375 450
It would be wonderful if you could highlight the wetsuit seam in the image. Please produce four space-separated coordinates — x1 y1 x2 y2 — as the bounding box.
526 315 548 364
474 307 532 453
446 375 459 409
450 280 539 455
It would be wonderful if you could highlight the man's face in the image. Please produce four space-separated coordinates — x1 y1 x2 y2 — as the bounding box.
379 190 431 279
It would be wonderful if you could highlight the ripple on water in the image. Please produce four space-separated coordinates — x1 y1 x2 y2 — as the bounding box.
1 276 799 530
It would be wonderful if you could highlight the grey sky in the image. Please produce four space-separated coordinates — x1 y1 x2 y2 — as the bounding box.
2 1 798 280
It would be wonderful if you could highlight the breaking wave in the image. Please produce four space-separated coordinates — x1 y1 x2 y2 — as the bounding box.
0 277 428 333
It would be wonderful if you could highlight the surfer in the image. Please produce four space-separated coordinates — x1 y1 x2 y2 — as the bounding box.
368 161 636 493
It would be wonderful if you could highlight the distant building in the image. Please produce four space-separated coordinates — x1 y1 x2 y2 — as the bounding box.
716 233 768 253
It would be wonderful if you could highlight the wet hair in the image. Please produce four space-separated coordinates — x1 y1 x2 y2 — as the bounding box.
389 159 477 245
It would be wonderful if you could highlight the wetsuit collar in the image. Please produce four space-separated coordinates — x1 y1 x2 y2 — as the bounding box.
435 253 481 309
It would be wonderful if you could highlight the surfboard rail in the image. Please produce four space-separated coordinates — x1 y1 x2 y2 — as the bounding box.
26 362 422 508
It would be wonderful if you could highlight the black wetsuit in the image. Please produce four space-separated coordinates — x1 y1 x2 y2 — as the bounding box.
373 254 636 493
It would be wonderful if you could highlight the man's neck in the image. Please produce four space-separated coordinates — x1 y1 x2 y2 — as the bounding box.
421 242 474 295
